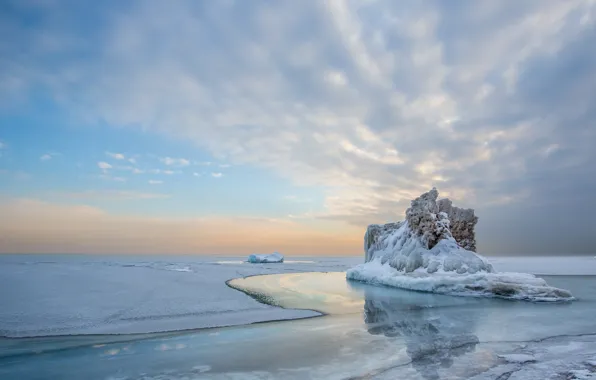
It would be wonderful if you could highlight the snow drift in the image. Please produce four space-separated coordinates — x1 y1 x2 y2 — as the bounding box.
247 252 284 263
347 188 573 301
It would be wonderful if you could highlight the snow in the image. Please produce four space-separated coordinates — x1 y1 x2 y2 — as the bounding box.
347 188 574 301
498 354 536 363
466 340 596 380
569 369 596 379
347 259 573 301
247 252 284 263
0 255 359 337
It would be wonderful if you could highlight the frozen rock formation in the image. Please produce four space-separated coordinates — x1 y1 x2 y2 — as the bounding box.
247 252 284 263
437 198 477 252
348 188 573 301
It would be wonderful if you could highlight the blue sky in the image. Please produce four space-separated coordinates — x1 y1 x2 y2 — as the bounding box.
1 0 595 255
0 95 324 218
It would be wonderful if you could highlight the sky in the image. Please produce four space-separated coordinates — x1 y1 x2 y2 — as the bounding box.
0 0 595 256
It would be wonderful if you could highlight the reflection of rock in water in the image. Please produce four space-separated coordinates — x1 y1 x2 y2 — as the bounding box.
364 293 479 380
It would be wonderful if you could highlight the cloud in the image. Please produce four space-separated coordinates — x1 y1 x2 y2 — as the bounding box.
0 198 361 254
98 174 126 182
148 168 179 175
219 164 231 168
160 157 190 166
283 195 312 203
97 161 112 170
0 140 5 149
2 0 596 253
324 70 348 86
40 152 60 161
193 172 201 177
148 179 163 185
211 172 223 178
59 190 170 200
106 151 126 160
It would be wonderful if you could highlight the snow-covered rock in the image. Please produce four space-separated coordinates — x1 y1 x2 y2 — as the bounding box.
247 252 284 263
437 198 478 252
347 188 573 301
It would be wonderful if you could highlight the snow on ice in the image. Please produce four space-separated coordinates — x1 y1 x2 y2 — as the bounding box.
347 188 574 301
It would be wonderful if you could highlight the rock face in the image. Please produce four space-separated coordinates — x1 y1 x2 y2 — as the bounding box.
403 188 477 252
405 188 452 250
437 198 478 252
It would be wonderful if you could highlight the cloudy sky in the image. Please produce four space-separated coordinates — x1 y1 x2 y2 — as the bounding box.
1 0 595 255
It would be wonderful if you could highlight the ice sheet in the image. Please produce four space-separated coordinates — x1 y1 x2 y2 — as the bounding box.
0 255 360 337
3 272 595 380
0 254 592 338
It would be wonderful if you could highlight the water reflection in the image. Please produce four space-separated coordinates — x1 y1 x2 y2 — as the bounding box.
354 283 481 380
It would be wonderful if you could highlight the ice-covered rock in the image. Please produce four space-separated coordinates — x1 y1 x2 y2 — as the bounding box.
437 198 478 252
247 252 284 263
347 188 573 301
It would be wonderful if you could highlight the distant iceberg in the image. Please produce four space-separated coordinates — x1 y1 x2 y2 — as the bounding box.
346 188 573 302
247 252 284 263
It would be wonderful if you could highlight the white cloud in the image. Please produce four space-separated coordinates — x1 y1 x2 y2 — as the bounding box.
61 190 170 200
132 168 143 174
219 164 231 168
148 168 179 175
211 172 223 178
128 157 137 164
40 152 61 161
148 179 163 185
160 157 190 166
106 151 125 160
283 195 312 203
193 172 201 177
324 70 348 86
99 173 126 182
97 161 112 170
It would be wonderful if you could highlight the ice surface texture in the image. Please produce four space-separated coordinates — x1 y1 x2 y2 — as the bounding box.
348 188 573 301
0 256 361 337
248 252 284 263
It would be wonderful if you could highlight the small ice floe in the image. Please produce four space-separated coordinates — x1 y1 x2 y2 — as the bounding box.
247 252 284 263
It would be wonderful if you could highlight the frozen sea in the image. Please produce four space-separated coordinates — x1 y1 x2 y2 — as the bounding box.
1 254 596 379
